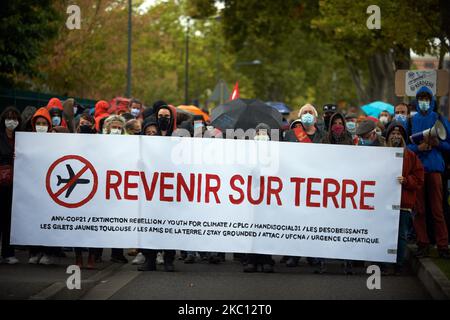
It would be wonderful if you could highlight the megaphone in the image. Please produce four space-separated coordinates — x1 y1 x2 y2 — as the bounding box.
410 119 447 144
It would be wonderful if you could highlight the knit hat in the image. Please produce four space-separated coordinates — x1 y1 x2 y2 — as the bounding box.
385 121 407 142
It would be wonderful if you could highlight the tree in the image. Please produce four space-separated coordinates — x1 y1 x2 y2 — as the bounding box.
0 1 61 87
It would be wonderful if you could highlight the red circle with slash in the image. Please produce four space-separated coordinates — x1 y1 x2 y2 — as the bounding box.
46 155 98 208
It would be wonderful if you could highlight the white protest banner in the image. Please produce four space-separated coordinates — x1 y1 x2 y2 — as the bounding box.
405 70 437 96
11 132 403 262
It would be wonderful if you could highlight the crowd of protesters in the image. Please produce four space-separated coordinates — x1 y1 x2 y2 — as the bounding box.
0 85 449 276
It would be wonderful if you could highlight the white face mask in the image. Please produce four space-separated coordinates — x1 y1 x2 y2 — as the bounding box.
255 134 270 141
109 128 122 135
379 116 389 125
5 119 19 130
35 125 48 133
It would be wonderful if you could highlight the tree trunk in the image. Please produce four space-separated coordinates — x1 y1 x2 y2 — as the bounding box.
345 56 368 105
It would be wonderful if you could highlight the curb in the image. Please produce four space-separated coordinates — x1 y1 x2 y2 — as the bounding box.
407 245 450 300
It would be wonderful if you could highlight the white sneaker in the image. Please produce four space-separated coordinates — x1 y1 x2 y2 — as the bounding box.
28 255 41 264
39 255 54 265
156 252 164 265
4 256 19 265
131 252 145 265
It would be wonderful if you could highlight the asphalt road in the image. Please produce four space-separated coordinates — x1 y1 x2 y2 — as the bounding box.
0 250 431 300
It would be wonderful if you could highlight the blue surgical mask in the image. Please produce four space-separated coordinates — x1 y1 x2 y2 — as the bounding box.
346 122 356 133
131 108 140 117
358 138 373 146
52 116 61 126
301 113 315 127
394 114 407 122
418 101 430 112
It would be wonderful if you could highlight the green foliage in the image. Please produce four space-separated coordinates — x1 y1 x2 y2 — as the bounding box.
0 1 61 86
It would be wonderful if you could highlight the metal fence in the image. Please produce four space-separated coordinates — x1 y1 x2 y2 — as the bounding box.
0 88 96 113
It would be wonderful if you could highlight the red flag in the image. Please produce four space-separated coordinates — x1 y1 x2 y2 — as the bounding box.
230 82 240 101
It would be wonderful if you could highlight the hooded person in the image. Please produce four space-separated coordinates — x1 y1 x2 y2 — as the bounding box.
31 107 52 133
154 104 177 136
46 97 67 128
385 121 425 273
243 122 275 273
29 107 61 264
152 100 169 115
138 104 177 272
407 86 450 259
21 106 37 132
141 115 159 136
321 112 353 145
0 106 22 264
94 100 110 118
322 103 338 132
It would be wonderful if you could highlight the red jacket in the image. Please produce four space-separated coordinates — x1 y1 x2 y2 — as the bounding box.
401 148 424 210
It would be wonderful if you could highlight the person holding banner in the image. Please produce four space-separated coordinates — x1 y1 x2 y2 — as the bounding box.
320 113 355 274
27 107 61 265
284 104 324 144
103 114 129 263
0 106 22 264
283 104 324 268
138 104 177 272
408 86 450 259
385 121 424 274
243 123 275 273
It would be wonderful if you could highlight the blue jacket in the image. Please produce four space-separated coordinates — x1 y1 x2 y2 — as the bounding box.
407 86 450 173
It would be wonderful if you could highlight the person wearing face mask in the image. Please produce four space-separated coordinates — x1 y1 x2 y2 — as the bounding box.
407 86 450 259
104 114 126 135
321 104 338 132
31 107 52 133
319 113 354 274
284 104 324 144
345 113 358 144
46 97 67 129
76 114 96 134
283 104 324 267
393 103 410 139
29 108 62 265
155 104 177 136
385 121 424 274
321 113 353 145
128 99 143 120
0 106 22 264
138 104 178 272
355 120 384 146
242 123 275 273
378 110 391 132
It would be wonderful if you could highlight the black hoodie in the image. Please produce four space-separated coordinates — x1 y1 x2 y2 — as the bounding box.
155 105 177 136
321 112 353 145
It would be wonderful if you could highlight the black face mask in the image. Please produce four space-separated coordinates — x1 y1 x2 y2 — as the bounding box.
158 117 171 131
79 125 94 134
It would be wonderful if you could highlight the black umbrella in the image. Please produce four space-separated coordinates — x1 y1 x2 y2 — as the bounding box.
211 99 283 131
